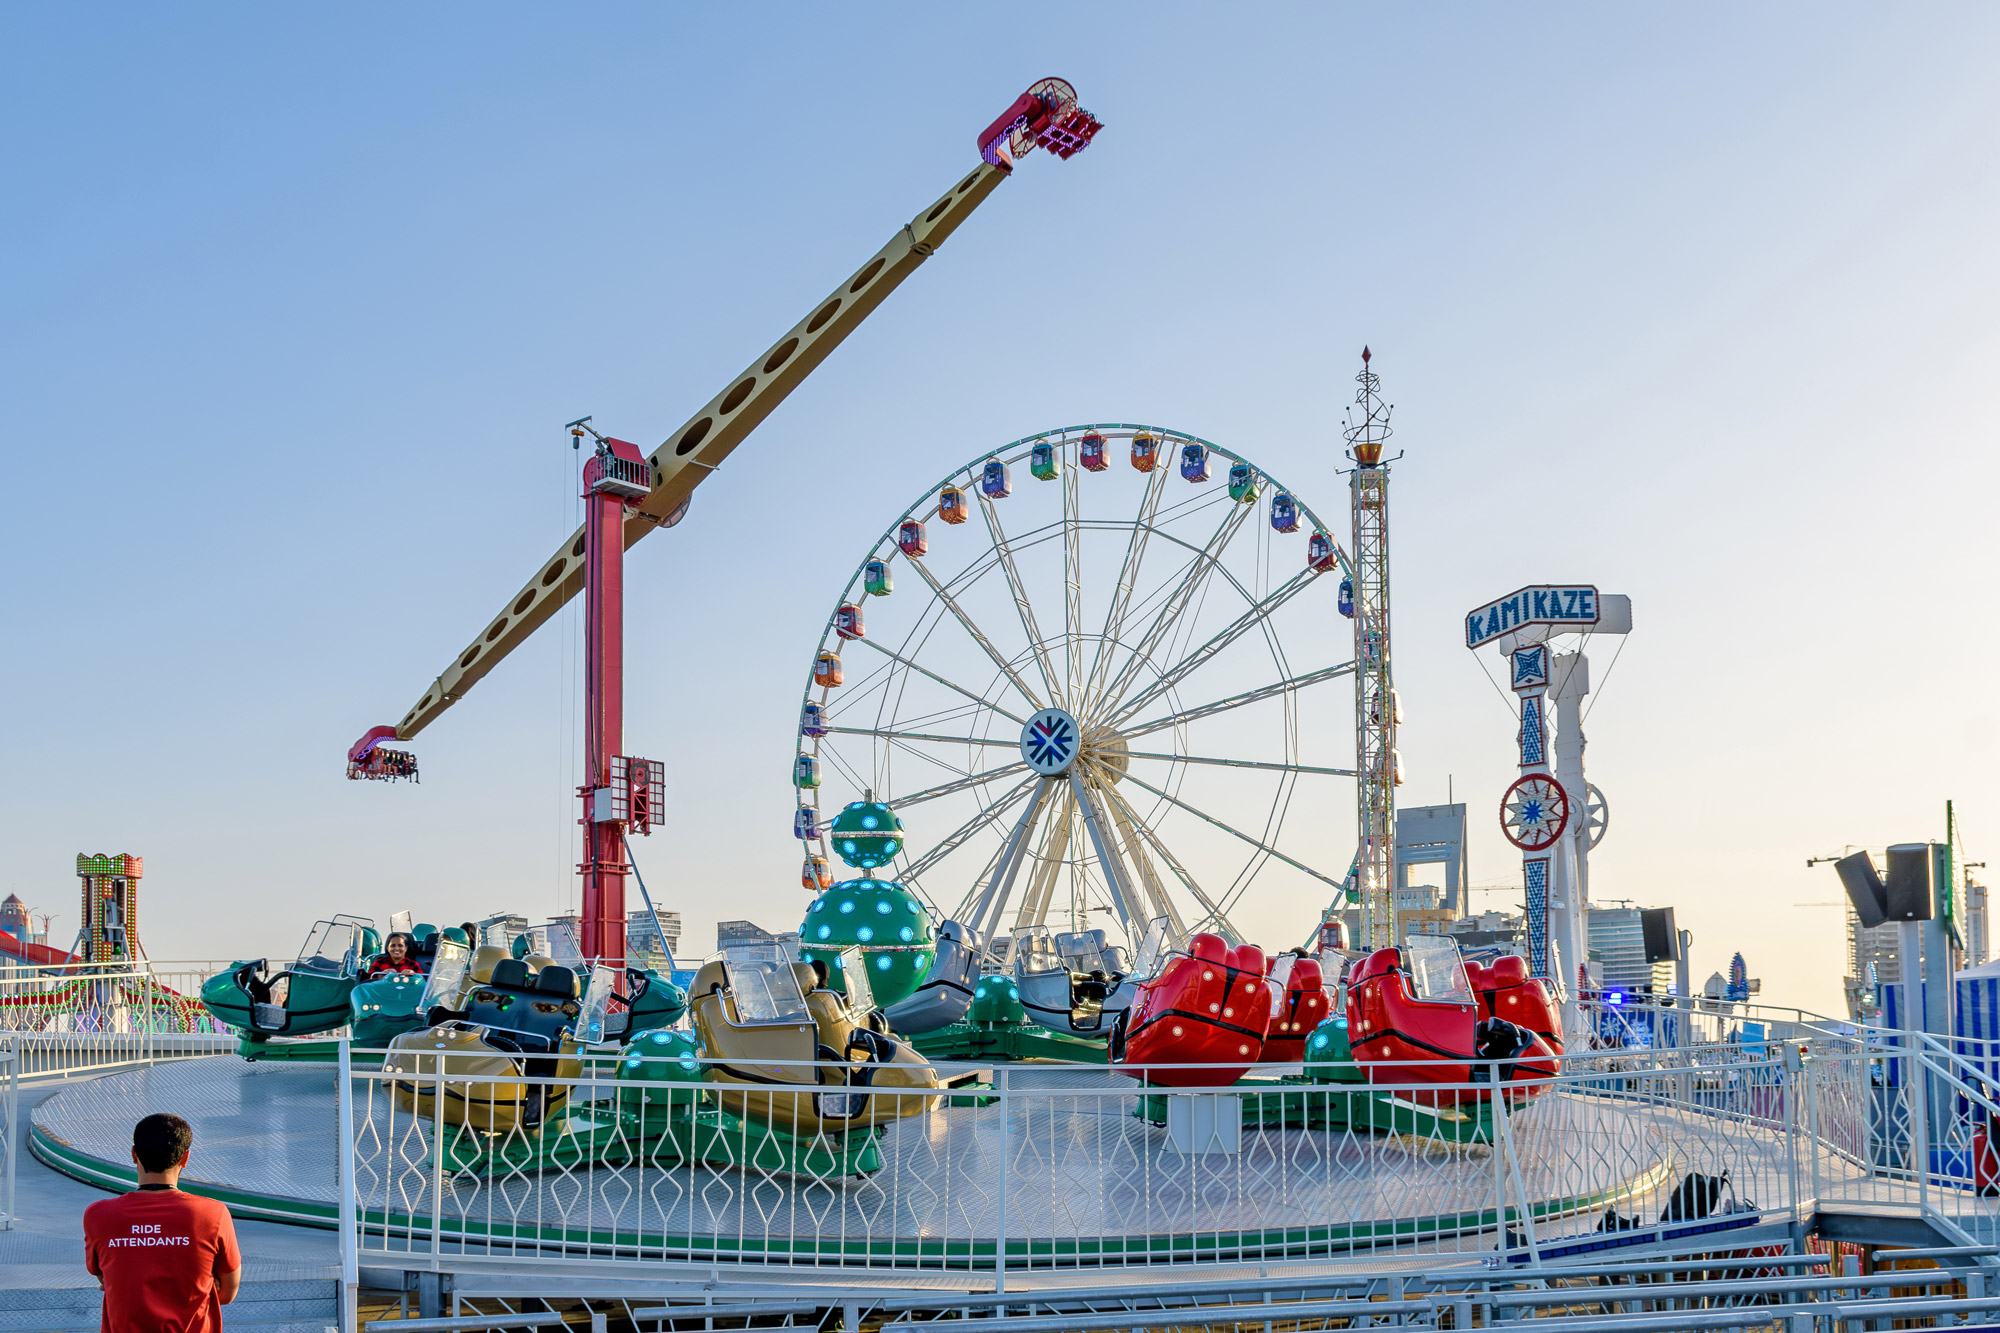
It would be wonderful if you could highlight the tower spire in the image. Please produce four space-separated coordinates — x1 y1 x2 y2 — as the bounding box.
1345 350 1398 950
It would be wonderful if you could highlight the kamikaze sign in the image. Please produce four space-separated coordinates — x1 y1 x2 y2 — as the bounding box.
1465 586 1600 650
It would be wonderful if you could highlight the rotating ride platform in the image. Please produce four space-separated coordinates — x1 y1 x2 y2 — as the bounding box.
30 1055 1695 1267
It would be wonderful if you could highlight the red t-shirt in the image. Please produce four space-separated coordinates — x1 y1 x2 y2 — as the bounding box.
84 1187 240 1333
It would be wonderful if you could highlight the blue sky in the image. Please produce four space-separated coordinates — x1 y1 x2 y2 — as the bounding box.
5 6 1997 1014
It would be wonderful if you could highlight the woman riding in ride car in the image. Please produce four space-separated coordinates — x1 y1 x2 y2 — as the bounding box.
366 933 421 978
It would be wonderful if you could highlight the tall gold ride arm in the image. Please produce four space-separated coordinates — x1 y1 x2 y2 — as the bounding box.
388 161 1011 742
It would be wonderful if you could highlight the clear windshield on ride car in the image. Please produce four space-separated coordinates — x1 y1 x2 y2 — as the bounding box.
1128 916 1173 982
575 963 616 1044
1405 932 1474 1004
724 942 811 1024
837 945 874 1017
296 916 371 976
420 939 470 1012
1012 926 1063 976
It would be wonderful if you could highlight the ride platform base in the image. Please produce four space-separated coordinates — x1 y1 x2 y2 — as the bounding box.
441 1102 887 1179
236 1033 385 1068
1133 1071 1495 1144
909 1022 1108 1064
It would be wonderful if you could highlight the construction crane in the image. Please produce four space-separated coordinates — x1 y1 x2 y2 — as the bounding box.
347 79 1104 969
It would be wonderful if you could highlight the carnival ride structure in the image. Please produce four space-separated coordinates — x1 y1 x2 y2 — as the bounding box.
791 425 1366 1064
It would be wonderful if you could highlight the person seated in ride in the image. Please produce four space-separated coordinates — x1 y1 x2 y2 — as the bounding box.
365 933 421 978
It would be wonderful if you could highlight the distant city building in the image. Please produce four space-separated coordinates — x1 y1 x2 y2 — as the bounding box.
1587 906 1672 994
1969 878 1990 968
717 919 777 951
1851 903 1903 987
1341 883 1467 948
627 909 682 965
0 894 41 945
1447 909 1526 952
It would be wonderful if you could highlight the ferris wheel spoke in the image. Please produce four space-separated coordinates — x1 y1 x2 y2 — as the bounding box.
848 633 1027 727
893 759 1031 810
1087 767 1185 939
825 725 1016 749
1116 768 1343 893
1120 749 1357 777
977 490 1064 708
1104 569 1317 730
1011 785 1075 938
903 554 1045 712
1091 497 1254 716
1081 459 1169 710
1061 451 1084 714
897 772 1039 888
1067 770 1148 937
1096 773 1235 940
959 776 1056 944
1123 662 1357 740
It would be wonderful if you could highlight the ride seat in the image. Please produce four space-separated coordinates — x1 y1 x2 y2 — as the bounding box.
537 965 578 999
490 959 532 990
1489 956 1529 987
1228 943 1266 975
1188 933 1230 965
468 945 508 986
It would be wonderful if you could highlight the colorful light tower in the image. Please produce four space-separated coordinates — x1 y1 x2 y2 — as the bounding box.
76 852 143 964
1345 349 1400 950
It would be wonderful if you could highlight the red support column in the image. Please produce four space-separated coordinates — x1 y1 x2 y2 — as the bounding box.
580 453 632 968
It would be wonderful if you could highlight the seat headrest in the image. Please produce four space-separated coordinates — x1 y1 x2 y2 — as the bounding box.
537 965 577 997
1189 933 1229 963
1462 959 1492 989
1291 958 1324 988
490 958 531 991
468 945 508 985
1490 956 1529 986
1229 943 1266 973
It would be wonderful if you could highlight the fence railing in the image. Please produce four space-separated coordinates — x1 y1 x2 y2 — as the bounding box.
1 1042 17 1232
0 960 237 1081
331 1043 1828 1280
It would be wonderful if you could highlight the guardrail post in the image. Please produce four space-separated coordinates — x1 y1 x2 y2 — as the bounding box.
994 1065 1010 1294
4 1040 18 1230
1913 1046 1931 1218
338 1040 358 1333
431 1056 447 1263
1805 1047 1824 1209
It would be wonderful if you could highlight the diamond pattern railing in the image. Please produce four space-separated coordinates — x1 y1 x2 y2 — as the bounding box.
337 1045 1859 1277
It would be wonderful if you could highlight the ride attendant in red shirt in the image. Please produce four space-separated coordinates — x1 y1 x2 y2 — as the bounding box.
84 1113 241 1333
365 931 421 978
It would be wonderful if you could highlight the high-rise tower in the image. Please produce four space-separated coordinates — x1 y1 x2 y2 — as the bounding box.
1345 349 1399 950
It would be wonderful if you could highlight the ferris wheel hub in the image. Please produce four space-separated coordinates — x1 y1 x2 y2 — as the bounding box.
1020 707 1082 775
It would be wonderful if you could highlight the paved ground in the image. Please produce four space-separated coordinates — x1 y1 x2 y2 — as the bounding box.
2 1078 338 1292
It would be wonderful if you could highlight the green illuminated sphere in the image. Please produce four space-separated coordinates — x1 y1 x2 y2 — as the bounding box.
1302 1015 1362 1084
616 1028 706 1112
799 877 934 1007
969 973 1026 1027
828 801 904 870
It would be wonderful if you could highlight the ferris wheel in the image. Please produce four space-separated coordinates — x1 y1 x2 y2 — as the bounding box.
794 425 1357 962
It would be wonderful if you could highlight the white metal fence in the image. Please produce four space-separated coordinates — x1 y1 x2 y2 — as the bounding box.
0 961 237 1082
334 1043 1825 1280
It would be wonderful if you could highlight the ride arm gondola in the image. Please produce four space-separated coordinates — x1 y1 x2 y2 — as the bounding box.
348 79 1105 773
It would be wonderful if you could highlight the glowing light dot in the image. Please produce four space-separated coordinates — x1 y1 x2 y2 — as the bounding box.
899 927 913 942
876 956 892 971
1239 1045 1250 1055
1202 971 1213 981
876 902 892 915
839 901 855 914
1172 1025 1184 1037
1209 1003 1220 1014
857 927 874 941
817 926 831 940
